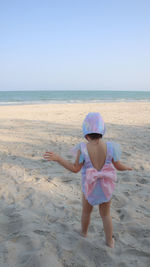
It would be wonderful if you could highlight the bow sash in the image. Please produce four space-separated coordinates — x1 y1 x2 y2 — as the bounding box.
85 164 117 199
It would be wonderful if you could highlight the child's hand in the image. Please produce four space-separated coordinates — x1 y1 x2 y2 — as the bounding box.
43 151 60 162
112 160 133 171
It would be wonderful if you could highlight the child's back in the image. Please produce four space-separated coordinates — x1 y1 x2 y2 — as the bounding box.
87 140 107 171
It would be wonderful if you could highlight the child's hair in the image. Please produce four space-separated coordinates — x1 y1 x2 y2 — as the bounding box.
86 133 102 140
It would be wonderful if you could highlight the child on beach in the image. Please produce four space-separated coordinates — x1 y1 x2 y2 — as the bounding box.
44 112 132 248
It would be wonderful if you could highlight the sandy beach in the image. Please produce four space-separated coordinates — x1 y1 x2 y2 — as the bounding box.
0 102 150 267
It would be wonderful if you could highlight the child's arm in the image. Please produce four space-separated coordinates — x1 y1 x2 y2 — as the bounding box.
43 150 83 173
112 160 132 171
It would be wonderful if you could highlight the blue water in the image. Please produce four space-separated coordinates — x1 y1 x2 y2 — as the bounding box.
0 90 150 105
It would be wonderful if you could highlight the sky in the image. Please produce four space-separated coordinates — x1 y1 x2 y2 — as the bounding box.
0 0 150 91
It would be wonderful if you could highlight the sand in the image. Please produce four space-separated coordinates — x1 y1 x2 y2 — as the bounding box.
0 102 150 267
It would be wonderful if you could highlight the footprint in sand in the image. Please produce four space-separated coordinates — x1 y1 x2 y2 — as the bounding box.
123 151 131 157
33 230 50 236
3 207 23 237
112 195 128 209
140 165 144 171
137 177 149 184
128 225 150 239
123 191 130 197
124 247 150 258
116 208 132 222
2 206 39 267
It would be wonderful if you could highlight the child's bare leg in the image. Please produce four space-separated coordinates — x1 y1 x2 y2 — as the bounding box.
99 201 114 248
81 194 93 237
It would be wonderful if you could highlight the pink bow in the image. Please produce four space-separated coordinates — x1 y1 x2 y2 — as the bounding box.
85 164 117 199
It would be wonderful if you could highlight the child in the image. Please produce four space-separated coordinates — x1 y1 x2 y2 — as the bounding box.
44 112 132 248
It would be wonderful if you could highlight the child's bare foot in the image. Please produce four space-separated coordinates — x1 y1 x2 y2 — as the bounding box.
74 229 87 237
81 231 87 237
106 238 115 248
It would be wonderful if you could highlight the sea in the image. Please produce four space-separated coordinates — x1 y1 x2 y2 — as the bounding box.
0 90 150 105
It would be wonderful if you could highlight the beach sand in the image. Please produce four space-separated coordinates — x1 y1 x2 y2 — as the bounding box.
0 102 150 267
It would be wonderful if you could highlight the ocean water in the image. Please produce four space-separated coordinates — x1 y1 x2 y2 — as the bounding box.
0 90 150 105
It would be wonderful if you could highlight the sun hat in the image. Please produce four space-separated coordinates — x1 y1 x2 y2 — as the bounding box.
82 112 106 137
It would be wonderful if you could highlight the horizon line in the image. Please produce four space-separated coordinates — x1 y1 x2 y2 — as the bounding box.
0 89 150 92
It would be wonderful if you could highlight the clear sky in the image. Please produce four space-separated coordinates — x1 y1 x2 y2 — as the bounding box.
0 0 150 91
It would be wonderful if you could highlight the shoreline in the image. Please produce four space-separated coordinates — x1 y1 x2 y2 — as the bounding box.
0 99 150 107
0 90 150 106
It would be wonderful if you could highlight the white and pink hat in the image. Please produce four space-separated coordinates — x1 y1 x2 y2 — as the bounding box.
82 112 106 137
